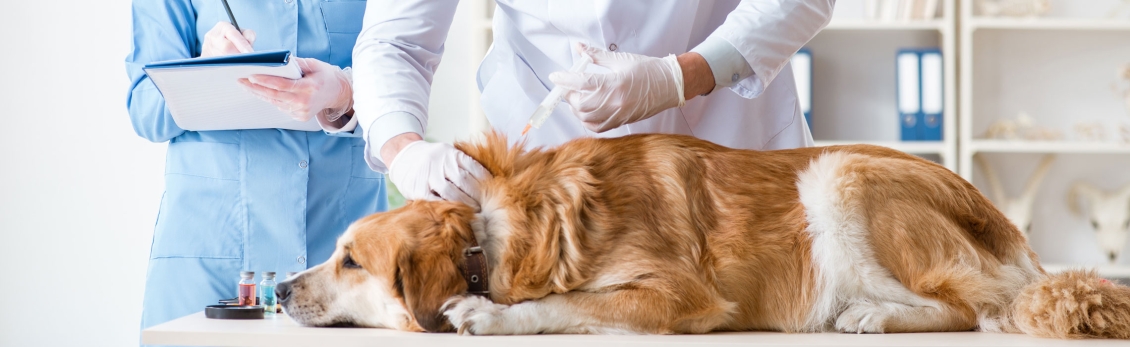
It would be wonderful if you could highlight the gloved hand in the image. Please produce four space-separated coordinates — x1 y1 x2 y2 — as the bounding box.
200 22 256 58
388 141 492 209
238 58 353 122
548 43 686 133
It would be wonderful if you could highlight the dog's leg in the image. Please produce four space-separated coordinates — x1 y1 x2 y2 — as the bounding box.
443 287 735 335
834 300 974 333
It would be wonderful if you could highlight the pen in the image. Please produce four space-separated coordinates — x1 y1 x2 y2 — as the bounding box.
221 0 241 32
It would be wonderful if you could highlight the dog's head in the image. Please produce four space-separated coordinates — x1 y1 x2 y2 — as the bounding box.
278 200 477 332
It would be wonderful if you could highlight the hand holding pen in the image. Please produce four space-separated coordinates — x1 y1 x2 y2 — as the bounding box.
201 0 256 58
200 22 256 58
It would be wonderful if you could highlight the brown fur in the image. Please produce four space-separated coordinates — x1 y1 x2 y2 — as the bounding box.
1014 270 1130 339
283 132 1130 339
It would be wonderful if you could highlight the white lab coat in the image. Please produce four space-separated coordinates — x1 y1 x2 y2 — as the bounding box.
353 0 834 172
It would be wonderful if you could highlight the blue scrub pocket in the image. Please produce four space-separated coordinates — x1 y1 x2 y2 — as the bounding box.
320 1 367 68
350 144 382 179
151 141 245 259
345 145 384 217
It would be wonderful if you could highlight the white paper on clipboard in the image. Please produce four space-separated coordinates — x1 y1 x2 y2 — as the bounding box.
144 50 318 131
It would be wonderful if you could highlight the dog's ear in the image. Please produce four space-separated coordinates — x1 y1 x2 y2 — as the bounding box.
398 202 476 332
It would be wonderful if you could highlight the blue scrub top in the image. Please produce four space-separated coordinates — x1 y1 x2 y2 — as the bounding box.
125 0 383 334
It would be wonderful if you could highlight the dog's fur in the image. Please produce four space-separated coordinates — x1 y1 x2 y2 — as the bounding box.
279 133 1130 338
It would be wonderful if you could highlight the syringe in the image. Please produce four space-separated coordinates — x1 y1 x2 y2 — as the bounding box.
521 54 594 136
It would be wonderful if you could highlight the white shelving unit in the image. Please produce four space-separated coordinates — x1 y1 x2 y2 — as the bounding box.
807 0 958 170
968 140 1130 154
959 0 1130 277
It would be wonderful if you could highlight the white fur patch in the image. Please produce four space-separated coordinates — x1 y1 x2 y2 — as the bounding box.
443 295 639 335
476 194 512 271
797 151 943 331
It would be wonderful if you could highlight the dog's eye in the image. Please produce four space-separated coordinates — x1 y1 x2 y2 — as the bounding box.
343 254 362 269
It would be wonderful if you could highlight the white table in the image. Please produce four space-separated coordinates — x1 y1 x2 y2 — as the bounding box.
143 312 1126 347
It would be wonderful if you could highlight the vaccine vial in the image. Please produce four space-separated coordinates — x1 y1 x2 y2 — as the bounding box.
260 272 277 314
237 271 256 306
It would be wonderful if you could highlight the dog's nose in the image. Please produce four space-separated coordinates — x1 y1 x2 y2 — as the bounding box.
276 281 293 303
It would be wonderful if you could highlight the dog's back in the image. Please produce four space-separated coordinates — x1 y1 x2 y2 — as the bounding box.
455 132 1130 337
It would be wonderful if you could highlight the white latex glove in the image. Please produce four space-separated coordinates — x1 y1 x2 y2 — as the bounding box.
388 141 492 209
238 58 353 122
200 22 256 58
548 43 685 133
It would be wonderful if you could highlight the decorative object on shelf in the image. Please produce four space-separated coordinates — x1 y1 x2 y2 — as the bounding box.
1115 64 1130 117
1109 0 1130 19
975 154 1056 235
976 0 1049 18
1067 182 1130 264
981 112 1064 141
1073 121 1108 142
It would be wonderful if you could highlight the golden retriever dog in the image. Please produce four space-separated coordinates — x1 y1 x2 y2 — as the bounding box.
276 133 1130 338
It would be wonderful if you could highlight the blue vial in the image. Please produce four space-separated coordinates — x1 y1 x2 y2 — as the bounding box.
260 272 277 314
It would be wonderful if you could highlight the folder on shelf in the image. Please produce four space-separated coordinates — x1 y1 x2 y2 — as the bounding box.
143 49 320 132
880 0 900 21
791 47 813 131
919 49 944 141
922 0 939 19
896 50 920 141
864 0 881 20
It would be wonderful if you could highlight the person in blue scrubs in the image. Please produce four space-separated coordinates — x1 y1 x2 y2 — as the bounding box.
124 0 384 338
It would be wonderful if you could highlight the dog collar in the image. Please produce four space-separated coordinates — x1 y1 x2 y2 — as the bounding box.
462 236 490 297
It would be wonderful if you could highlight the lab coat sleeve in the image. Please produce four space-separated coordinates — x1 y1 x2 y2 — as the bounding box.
124 0 197 143
692 0 834 99
352 0 460 173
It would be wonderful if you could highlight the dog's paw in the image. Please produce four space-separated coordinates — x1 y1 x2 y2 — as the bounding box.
442 295 511 335
834 301 890 334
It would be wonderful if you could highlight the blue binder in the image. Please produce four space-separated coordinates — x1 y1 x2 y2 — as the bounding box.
919 49 944 141
895 50 920 141
791 48 813 131
143 49 292 69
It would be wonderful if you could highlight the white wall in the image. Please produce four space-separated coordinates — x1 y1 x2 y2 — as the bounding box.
0 1 479 346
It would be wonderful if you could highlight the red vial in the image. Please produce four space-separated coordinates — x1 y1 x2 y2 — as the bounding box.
237 271 256 306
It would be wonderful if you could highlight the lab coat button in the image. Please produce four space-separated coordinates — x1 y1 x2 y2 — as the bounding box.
297 256 306 264
731 73 740 82
299 160 308 168
608 43 618 52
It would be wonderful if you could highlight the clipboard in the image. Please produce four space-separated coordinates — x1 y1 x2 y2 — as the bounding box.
143 50 319 131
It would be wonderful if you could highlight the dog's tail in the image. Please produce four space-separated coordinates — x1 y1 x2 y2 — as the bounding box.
1011 269 1130 339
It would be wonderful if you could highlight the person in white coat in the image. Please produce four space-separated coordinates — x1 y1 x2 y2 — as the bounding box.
337 0 835 206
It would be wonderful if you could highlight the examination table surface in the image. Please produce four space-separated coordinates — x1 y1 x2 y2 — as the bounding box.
142 311 1128 346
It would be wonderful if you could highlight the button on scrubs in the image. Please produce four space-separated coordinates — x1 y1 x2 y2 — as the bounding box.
124 0 383 337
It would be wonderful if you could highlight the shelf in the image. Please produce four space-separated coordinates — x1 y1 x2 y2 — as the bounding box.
824 19 945 31
813 140 946 154
968 140 1130 154
968 18 1130 31
1042 264 1130 278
